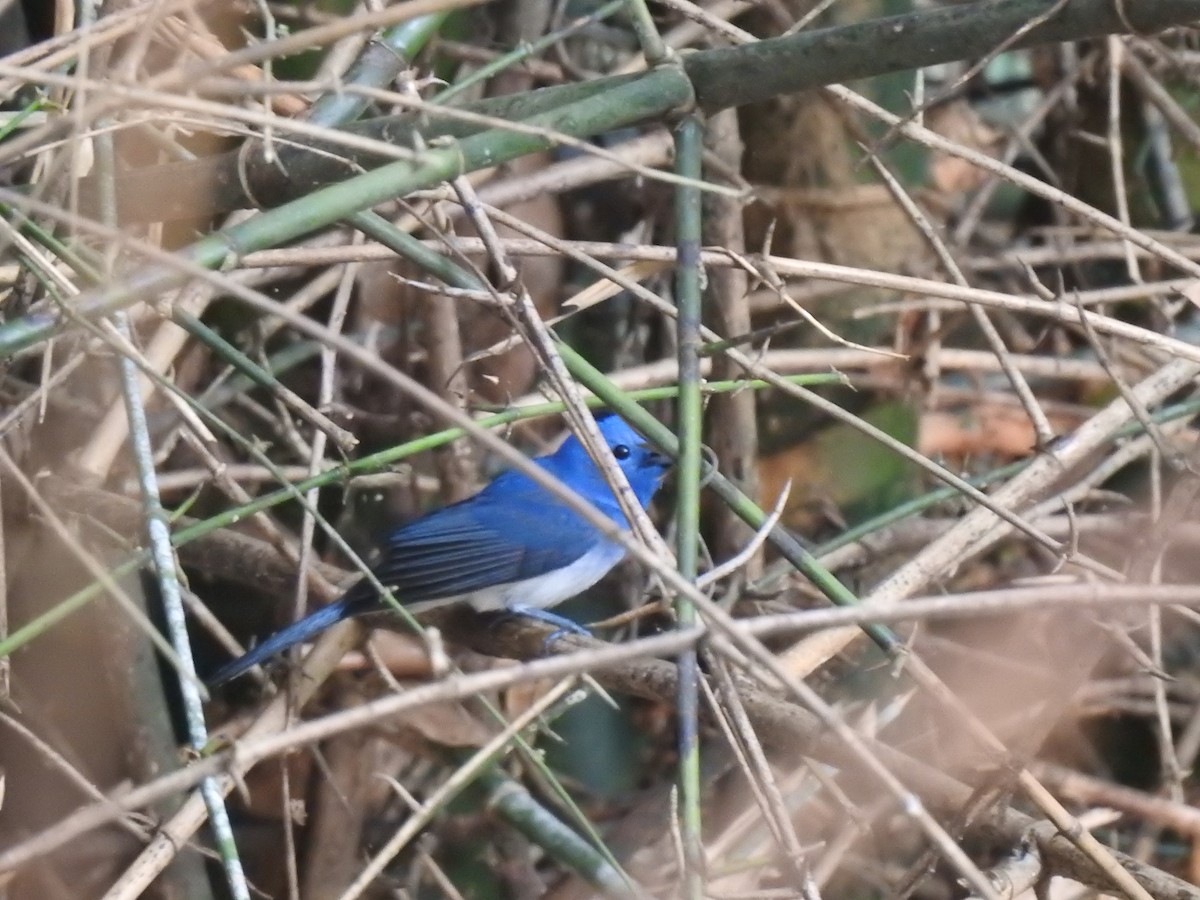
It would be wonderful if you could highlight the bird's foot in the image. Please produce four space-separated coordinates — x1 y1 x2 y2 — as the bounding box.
503 604 591 651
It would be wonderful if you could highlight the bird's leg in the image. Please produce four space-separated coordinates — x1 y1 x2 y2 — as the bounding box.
503 603 592 649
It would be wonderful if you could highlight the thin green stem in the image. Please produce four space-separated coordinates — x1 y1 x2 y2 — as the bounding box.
172 310 353 449
672 114 705 898
306 14 450 128
811 460 1029 559
432 0 624 106
348 210 482 288
0 95 50 142
623 0 670 67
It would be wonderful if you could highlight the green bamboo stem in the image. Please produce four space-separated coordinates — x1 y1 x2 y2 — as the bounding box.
0 65 693 358
70 73 654 222
672 114 705 898
306 14 450 128
623 0 670 68
469 766 633 895
56 0 1200 223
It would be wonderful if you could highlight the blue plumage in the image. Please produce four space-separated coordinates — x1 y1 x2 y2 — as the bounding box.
209 416 670 685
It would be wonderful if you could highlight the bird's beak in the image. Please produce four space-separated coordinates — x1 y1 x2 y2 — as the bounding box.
647 448 673 470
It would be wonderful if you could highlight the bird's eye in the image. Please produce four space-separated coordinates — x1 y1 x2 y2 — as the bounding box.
613 444 631 460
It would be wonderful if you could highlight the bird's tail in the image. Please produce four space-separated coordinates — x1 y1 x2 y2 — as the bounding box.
207 597 360 687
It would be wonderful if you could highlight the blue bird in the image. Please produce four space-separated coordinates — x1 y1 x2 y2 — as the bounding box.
209 415 671 685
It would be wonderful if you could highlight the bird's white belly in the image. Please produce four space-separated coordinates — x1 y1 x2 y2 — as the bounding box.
408 543 627 613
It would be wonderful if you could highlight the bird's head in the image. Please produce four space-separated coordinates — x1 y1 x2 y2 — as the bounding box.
548 414 672 508
593 414 672 506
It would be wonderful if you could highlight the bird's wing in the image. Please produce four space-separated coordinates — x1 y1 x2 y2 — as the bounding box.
344 492 604 609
